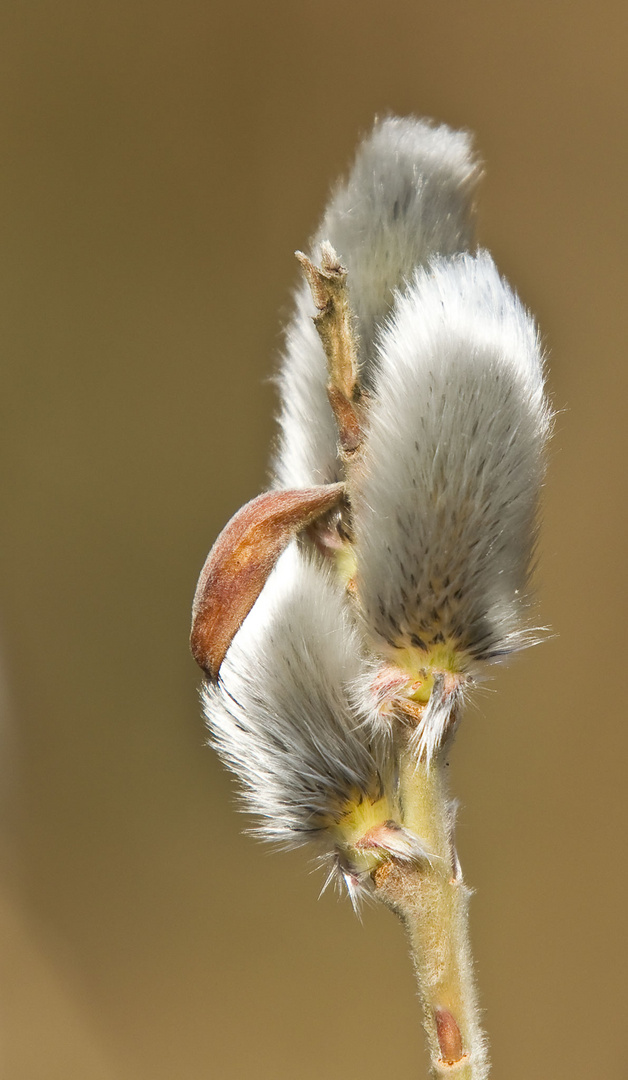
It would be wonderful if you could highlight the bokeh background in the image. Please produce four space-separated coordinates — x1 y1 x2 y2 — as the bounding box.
1 2 627 1078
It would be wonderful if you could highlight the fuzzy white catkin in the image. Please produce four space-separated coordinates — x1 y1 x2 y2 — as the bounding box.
353 251 552 670
275 116 481 490
202 545 383 846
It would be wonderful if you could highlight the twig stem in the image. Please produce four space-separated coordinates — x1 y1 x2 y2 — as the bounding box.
374 747 488 1079
296 243 363 456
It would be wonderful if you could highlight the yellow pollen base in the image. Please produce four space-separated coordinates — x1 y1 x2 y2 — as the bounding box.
332 794 396 872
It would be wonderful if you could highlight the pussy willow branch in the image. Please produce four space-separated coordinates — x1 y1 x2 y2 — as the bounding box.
192 116 550 1080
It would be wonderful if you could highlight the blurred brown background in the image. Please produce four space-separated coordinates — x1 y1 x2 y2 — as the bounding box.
1 2 626 1078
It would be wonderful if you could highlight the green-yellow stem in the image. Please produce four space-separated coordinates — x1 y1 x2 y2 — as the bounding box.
373 746 488 1079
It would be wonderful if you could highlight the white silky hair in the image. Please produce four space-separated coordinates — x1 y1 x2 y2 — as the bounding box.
202 544 383 846
353 251 552 668
274 116 481 490
408 676 469 767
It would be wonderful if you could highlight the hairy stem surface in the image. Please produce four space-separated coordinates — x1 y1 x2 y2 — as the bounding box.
374 747 488 1079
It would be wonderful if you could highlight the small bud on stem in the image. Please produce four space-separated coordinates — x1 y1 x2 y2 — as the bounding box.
436 1009 464 1066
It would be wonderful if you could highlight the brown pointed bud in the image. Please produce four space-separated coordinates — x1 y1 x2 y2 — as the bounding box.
190 484 345 680
435 1008 464 1065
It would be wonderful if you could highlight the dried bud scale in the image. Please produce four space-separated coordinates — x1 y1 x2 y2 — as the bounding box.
191 483 345 679
191 115 550 1080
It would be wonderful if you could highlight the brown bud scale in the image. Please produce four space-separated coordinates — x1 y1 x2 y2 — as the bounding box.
191 484 344 679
